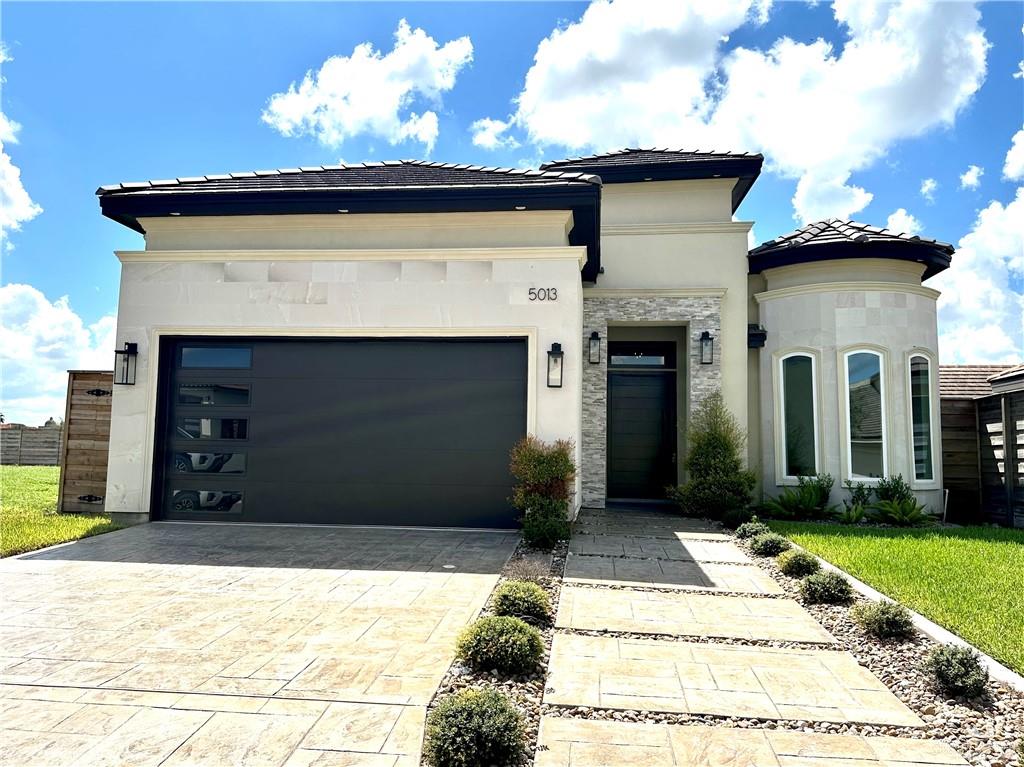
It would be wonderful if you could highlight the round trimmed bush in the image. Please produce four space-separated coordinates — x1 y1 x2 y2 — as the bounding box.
799 571 854 604
735 518 770 540
456 616 544 675
492 580 551 622
424 688 524 767
851 601 915 639
721 506 756 529
749 532 791 556
776 549 820 578
925 644 988 697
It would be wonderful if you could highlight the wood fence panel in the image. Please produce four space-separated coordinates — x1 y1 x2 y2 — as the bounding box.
58 371 113 514
0 425 62 465
940 397 981 523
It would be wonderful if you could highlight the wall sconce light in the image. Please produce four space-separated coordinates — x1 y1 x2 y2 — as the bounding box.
114 342 138 385
547 342 564 388
699 331 714 365
588 331 601 364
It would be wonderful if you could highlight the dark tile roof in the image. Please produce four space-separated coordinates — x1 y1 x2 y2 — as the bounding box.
989 364 1024 384
749 218 954 279
540 148 762 170
97 160 600 197
938 365 1014 398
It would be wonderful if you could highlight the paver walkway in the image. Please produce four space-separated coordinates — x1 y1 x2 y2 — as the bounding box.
0 523 517 766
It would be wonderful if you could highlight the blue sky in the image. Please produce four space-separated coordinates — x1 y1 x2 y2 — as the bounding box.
1 1 1022 424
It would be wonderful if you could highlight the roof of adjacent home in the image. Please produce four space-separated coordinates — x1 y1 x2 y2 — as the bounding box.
748 218 954 279
938 364 1016 398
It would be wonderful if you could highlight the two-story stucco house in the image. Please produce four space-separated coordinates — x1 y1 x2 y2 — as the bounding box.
96 149 954 527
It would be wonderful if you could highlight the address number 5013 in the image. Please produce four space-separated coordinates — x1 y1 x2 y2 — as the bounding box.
528 288 558 301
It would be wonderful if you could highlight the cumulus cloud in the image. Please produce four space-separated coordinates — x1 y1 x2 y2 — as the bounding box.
262 20 472 152
930 188 1024 364
1004 127 1024 181
0 285 116 426
473 0 987 223
920 177 938 202
0 45 43 245
959 164 983 189
885 208 920 235
470 118 518 150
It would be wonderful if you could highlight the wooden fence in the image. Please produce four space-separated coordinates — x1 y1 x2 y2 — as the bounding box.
939 397 980 523
978 391 1024 527
57 370 113 514
0 424 63 465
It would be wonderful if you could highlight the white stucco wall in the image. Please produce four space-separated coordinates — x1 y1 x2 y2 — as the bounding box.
106 211 585 517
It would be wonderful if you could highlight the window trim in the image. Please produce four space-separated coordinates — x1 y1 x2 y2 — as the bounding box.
840 346 889 484
906 350 940 489
774 350 821 485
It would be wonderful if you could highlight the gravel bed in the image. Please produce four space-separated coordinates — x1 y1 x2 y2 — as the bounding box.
558 625 836 651
566 579 789 599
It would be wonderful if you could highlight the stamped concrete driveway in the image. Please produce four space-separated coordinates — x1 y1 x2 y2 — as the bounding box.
0 522 517 766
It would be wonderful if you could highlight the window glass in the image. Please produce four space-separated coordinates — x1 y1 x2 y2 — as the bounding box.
846 351 885 478
170 490 243 513
172 452 246 474
781 355 816 477
910 356 934 480
180 347 251 369
176 417 248 440
609 355 666 367
177 384 250 406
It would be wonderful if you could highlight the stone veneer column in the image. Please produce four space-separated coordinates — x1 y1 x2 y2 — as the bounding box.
581 295 723 507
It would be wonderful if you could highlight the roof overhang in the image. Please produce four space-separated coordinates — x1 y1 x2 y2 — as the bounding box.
747 240 953 280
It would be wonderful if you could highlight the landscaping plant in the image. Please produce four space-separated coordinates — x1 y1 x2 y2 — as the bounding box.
424 688 525 767
851 601 916 639
492 580 551 623
776 549 820 577
835 505 867 525
509 436 575 549
503 557 550 585
721 506 756 529
870 498 934 527
456 616 544 675
762 474 837 521
799 570 854 604
668 391 755 519
925 644 989 698
748 532 791 557
735 517 770 540
839 479 872 524
875 474 915 504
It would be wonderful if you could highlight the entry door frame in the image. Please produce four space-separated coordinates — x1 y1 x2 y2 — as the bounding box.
142 326 539 520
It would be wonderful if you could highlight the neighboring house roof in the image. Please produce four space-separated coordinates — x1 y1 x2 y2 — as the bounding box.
97 160 604 281
748 218 954 279
540 148 763 211
988 364 1024 394
938 364 1014 398
848 377 883 440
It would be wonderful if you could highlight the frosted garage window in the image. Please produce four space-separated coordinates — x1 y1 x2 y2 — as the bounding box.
910 355 934 481
845 350 887 479
780 353 818 477
180 347 251 369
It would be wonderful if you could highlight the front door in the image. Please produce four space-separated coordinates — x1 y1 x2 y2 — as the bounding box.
606 342 677 499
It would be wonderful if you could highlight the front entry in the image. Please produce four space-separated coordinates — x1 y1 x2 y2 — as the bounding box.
606 341 677 499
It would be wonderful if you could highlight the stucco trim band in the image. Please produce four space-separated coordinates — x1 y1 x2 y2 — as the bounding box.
755 282 941 303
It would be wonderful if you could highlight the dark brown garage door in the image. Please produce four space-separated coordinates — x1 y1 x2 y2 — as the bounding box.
153 337 527 528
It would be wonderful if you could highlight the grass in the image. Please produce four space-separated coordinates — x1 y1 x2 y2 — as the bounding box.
0 465 124 557
769 521 1024 673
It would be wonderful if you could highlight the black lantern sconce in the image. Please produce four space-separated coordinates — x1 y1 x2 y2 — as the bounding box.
588 331 601 364
699 331 714 365
114 342 138 385
547 342 564 388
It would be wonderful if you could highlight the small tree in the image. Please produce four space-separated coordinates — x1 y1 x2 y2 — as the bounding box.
669 391 755 519
509 436 576 548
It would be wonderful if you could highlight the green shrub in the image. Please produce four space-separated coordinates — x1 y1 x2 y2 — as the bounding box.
799 570 854 604
510 436 575 550
424 688 525 767
669 392 756 519
843 479 874 507
924 644 988 697
875 474 915 504
521 509 570 549
851 601 916 639
836 504 868 524
870 498 934 527
735 517 770 540
749 532 791 556
492 580 550 622
776 549 820 577
721 506 756 529
456 616 544 675
762 474 837 521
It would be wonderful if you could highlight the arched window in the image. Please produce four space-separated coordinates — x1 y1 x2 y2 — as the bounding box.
909 354 935 481
779 353 818 478
844 349 887 479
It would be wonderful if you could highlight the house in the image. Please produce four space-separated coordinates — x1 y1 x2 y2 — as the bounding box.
94 149 955 528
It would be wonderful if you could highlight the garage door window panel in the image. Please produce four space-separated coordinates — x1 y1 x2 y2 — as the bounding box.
177 383 251 407
176 417 249 440
180 346 252 369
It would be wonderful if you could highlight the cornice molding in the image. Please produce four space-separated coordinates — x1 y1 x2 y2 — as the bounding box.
754 281 940 304
601 221 752 236
583 287 728 299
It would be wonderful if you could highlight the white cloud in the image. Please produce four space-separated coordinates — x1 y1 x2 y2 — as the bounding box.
885 208 920 235
959 164 983 189
470 118 519 150
0 46 43 244
0 285 116 426
930 188 1024 364
262 20 472 152
474 0 987 223
1015 25 1023 79
920 177 938 202
1003 127 1024 181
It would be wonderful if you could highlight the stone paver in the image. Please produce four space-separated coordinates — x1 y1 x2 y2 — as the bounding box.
544 634 922 726
556 585 834 642
535 717 966 767
573 509 728 540
563 553 782 594
569 534 750 562
0 523 516 765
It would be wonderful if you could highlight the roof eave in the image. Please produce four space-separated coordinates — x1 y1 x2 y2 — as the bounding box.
747 240 953 279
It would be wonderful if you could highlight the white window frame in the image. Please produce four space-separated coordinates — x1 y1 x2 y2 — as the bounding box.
775 350 820 484
841 347 889 483
907 350 939 489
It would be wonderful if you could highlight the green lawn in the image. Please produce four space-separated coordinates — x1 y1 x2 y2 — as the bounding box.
0 465 124 557
769 521 1024 673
